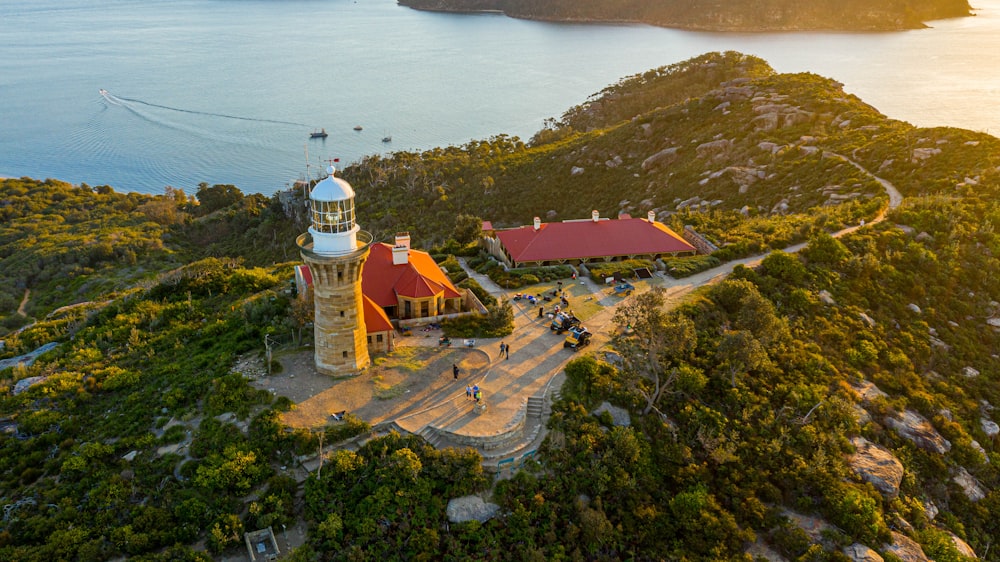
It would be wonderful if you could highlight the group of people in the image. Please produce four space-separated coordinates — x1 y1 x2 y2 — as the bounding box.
498 341 511 360
465 384 482 403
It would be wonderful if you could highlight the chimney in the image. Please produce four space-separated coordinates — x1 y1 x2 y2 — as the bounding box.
592 210 600 222
533 217 541 231
648 210 656 223
392 232 410 265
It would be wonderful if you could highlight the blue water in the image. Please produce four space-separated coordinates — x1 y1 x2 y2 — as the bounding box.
2 0 999 196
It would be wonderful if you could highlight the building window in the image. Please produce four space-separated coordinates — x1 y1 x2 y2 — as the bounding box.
342 351 348 359
338 271 343 282
340 310 345 317
376 334 383 343
367 336 372 344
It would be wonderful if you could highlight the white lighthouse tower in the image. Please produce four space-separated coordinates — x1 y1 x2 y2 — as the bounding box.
296 166 373 375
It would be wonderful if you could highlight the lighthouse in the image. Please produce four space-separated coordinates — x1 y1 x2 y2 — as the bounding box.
296 166 373 375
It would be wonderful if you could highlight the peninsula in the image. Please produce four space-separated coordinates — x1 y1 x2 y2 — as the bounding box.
398 0 972 31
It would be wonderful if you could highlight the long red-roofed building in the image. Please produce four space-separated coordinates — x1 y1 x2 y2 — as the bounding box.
485 211 696 268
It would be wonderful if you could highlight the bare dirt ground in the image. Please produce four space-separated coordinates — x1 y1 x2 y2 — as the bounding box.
250 344 490 430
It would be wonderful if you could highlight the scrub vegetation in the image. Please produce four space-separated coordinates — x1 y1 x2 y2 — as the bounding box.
2 51 1000 560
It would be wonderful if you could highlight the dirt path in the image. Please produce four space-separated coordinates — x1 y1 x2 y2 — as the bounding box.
16 288 29 317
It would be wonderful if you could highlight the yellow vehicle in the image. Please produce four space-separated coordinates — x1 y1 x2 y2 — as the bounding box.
564 326 592 350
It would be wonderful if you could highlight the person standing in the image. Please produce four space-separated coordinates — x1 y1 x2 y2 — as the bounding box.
498 341 505 359
453 363 459 380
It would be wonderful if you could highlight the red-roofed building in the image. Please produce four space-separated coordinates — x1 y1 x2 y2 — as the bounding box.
485 211 696 268
363 295 395 353
362 233 465 321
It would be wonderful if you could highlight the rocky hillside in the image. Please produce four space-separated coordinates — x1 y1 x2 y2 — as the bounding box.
399 0 971 31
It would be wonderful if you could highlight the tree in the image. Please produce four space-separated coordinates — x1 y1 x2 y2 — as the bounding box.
716 330 770 388
612 288 696 415
452 214 482 245
195 183 244 214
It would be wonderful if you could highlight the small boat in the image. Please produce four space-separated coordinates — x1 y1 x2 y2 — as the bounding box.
310 128 328 139
353 125 363 131
382 135 392 143
99 88 108 96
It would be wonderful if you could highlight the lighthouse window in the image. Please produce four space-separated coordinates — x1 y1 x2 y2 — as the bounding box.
311 198 356 234
340 310 344 317
343 351 348 359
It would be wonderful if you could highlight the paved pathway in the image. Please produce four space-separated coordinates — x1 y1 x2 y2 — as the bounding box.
378 159 903 470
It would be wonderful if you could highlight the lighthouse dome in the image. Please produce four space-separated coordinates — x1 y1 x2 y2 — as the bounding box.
310 167 355 202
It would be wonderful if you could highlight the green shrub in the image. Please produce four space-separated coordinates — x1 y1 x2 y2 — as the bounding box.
587 259 653 280
458 278 496 307
667 255 721 278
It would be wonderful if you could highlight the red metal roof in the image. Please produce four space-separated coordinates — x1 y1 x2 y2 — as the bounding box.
362 243 462 307
362 294 394 333
496 217 695 263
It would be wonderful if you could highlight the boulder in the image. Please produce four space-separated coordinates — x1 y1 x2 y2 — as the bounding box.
843 543 883 562
911 147 941 161
859 313 876 328
696 139 732 158
592 402 631 427
571 166 585 176
641 147 679 171
752 113 779 131
852 380 887 403
446 495 500 523
923 499 938 521
962 366 980 378
849 437 904 497
948 532 978 558
885 410 951 454
884 531 930 562
818 290 836 305
952 467 986 501
907 303 922 314
758 141 781 153
981 418 999 438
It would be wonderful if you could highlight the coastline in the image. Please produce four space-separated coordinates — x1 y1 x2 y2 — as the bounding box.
396 1 971 32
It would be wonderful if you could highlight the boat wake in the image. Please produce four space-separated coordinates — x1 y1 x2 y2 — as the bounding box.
98 89 310 127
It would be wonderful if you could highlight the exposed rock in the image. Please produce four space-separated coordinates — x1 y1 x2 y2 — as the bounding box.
852 380 888 403
948 532 978 558
907 303 922 314
818 290 836 305
771 199 790 214
752 112 779 131
843 543 883 562
13 376 47 396
571 166 585 176
971 439 988 463
964 140 980 146
915 232 934 243
849 437 904 497
851 403 872 425
758 141 781 153
446 495 500 523
641 147 679 171
953 467 986 501
714 101 731 111
739 205 751 216
923 499 938 521
962 366 980 378
696 139 732 157
911 147 941 161
640 123 652 137
546 209 558 219
885 410 951 454
884 531 930 562
122 450 139 462
859 313 876 328
592 402 631 427
988 317 1000 328
782 510 832 542
605 155 623 168
981 418 999 438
